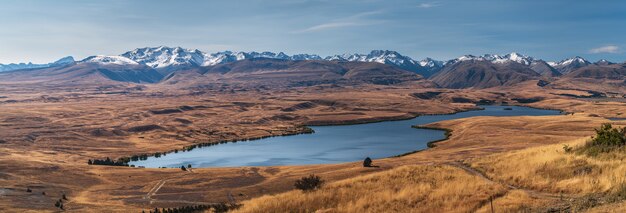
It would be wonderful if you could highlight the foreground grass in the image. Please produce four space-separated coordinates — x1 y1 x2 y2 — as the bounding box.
470 138 626 195
233 165 506 213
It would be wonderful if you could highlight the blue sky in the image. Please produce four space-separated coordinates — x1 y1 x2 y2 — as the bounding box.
1 0 625 63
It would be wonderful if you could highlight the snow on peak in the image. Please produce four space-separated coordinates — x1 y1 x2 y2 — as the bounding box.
492 52 534 65
419 58 444 68
324 50 419 67
82 55 139 65
121 46 204 68
550 56 590 67
290 54 323 60
447 53 534 65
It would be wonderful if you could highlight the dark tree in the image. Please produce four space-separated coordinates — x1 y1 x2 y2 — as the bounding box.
294 174 324 191
363 157 373 167
187 164 192 169
181 166 187 171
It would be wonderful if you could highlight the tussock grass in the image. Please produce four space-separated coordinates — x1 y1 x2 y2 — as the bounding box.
475 190 551 213
233 165 506 213
470 138 626 195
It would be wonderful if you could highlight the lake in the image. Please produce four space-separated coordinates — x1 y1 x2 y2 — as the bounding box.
131 105 561 168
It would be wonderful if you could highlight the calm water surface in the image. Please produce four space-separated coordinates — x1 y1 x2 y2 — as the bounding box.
132 105 561 168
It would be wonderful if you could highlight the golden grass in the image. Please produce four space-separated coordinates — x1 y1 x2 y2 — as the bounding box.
233 165 506 213
469 137 626 195
475 190 551 213
585 200 626 213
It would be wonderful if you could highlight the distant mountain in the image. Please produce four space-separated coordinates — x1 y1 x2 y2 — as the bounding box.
2 46 622 87
547 56 591 74
430 59 540 89
105 47 444 77
121 46 205 68
564 63 626 80
325 50 443 77
444 53 534 65
167 58 424 86
594 59 614 66
530 60 562 77
0 56 75 72
82 55 139 65
0 62 162 84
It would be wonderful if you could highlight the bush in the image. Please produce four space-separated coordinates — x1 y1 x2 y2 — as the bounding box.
591 123 625 147
294 174 324 191
578 123 626 156
363 157 373 167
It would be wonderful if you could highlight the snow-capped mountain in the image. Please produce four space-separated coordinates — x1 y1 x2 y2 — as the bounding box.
87 47 444 77
325 50 416 66
324 50 444 77
0 56 75 72
547 56 590 67
81 55 139 65
118 46 325 69
446 52 535 66
419 58 444 68
547 56 591 74
121 46 205 68
595 59 614 66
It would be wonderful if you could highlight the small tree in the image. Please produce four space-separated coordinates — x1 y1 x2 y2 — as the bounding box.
363 157 373 167
294 174 324 191
181 166 187 171
187 164 192 169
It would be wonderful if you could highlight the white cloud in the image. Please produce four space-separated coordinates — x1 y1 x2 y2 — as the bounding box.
418 2 441 8
296 22 369 33
589 45 620 54
293 10 384 33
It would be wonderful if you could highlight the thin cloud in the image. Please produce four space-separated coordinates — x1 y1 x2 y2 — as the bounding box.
418 2 441 8
296 22 371 33
293 10 384 33
589 45 620 54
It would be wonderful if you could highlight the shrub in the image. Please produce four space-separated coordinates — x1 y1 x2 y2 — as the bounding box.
590 123 625 147
294 174 324 191
363 157 373 167
578 123 626 156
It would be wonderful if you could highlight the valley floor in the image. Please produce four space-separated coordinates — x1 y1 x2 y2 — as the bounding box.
0 82 625 212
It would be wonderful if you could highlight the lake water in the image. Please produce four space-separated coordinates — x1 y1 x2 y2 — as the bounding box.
131 105 561 168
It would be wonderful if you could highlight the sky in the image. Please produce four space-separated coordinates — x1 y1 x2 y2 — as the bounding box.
1 0 625 64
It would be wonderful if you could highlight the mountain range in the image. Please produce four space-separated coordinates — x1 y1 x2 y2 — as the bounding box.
1 46 624 89
0 56 75 72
